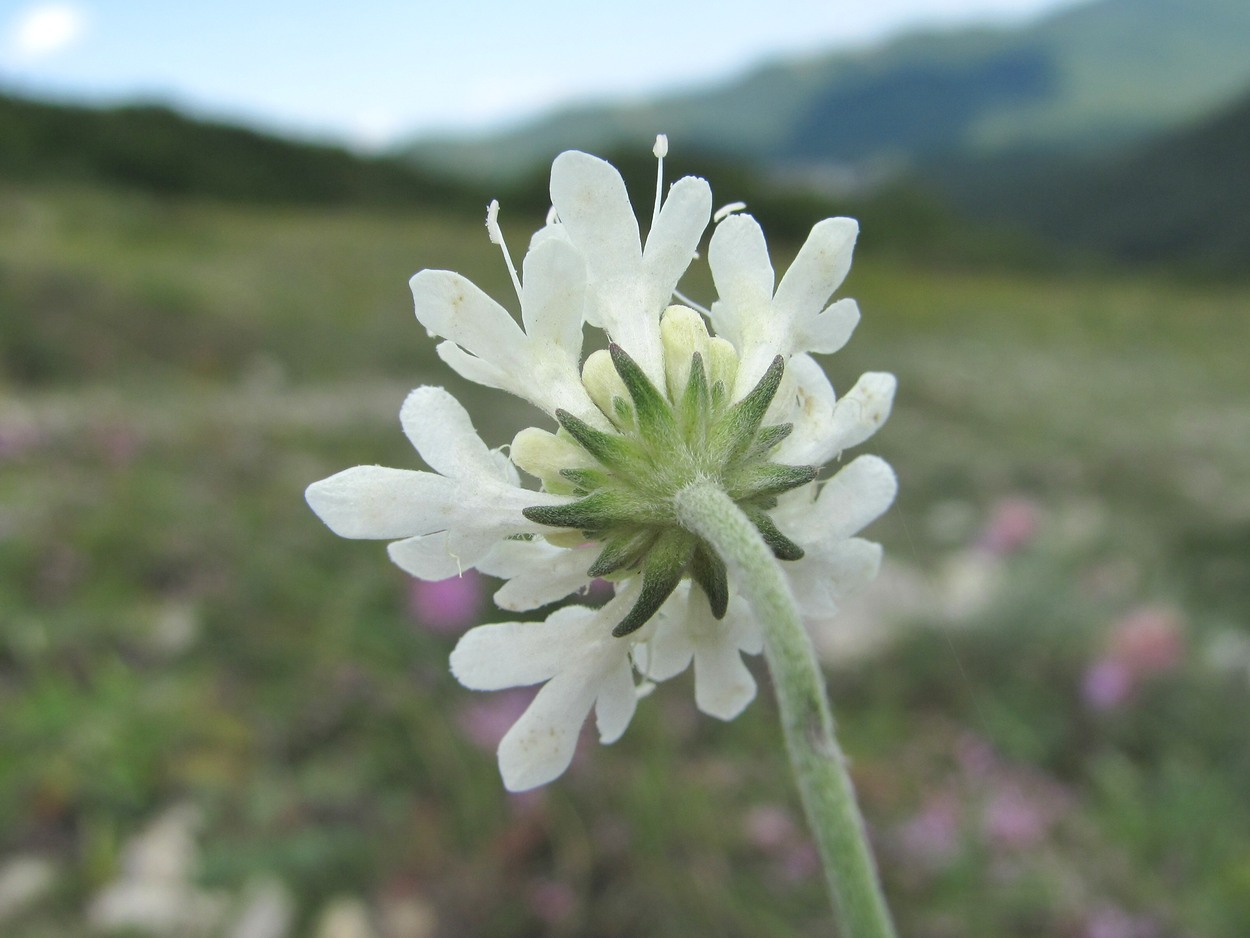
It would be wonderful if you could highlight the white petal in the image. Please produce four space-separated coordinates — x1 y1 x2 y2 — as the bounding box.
826 372 897 454
644 611 695 681
724 596 766 656
549 151 641 279
786 560 842 620
387 531 465 580
594 658 639 743
707 213 774 346
450 607 588 690
642 175 712 302
799 298 860 355
811 455 898 542
821 538 884 596
410 270 525 371
446 523 516 571
305 466 453 539
520 236 587 353
485 542 595 612
771 217 858 325
773 355 837 466
693 639 757 721
484 586 643 790
400 386 499 481
498 668 597 791
435 341 512 394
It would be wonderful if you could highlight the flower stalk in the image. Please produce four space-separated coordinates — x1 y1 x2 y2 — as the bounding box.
675 481 897 938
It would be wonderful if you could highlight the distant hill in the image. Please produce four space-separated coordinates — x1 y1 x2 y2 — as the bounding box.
0 89 1022 268
0 92 473 209
933 87 1250 272
403 0 1250 181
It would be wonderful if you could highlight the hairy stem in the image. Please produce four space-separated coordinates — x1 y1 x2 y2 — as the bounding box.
675 481 897 938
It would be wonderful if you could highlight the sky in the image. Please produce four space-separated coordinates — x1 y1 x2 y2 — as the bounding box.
0 0 1089 149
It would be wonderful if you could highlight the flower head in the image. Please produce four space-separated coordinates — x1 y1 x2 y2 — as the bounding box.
306 138 896 790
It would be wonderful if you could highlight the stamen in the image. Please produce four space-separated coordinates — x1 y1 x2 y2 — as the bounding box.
485 199 523 304
651 134 668 233
714 201 748 223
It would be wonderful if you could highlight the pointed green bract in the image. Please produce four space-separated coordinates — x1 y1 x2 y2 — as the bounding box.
707 355 785 467
751 423 793 457
727 463 819 501
587 528 658 577
679 353 711 445
691 541 729 619
610 343 680 445
612 396 634 426
523 490 665 531
743 506 806 561
555 409 634 466
560 467 610 494
526 347 813 636
613 529 695 637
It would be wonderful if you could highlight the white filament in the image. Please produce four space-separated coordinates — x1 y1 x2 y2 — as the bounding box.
485 199 523 304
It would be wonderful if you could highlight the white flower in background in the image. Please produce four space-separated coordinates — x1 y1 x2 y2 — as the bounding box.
306 138 896 790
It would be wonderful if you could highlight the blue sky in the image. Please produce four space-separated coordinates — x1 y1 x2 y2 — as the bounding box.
0 0 1086 148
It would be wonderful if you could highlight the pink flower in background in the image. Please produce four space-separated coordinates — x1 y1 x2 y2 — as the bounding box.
903 733 1072 865
1082 658 1134 710
1109 606 1184 676
1083 903 1161 938
1083 605 1185 711
528 878 577 926
407 571 485 635
95 423 145 468
899 793 962 868
742 804 821 883
983 784 1057 853
977 496 1040 555
0 422 45 462
743 804 799 852
954 732 997 779
456 688 536 753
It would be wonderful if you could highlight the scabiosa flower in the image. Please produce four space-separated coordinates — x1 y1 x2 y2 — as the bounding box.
306 138 896 792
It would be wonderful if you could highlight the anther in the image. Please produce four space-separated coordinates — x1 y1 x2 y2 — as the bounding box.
651 133 668 233
485 199 523 305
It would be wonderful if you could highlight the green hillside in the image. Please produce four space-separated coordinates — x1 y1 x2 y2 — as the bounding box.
404 0 1250 180
0 91 473 209
932 88 1250 272
0 90 1039 279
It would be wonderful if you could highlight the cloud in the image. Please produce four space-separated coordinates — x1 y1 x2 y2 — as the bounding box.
6 3 87 62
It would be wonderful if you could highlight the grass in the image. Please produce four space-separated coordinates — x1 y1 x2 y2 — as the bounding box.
1 180 1248 936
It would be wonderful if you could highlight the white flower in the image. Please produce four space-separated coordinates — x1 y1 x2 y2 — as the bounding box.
541 149 712 387
305 385 567 580
709 212 861 399
640 582 763 721
450 581 647 790
306 138 896 791
774 455 899 620
411 213 603 426
770 352 897 469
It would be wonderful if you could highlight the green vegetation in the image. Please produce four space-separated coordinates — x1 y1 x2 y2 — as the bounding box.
0 92 474 209
2 174 1247 935
934 88 1250 274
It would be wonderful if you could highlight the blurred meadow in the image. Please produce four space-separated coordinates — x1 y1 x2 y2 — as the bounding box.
3 14 1250 933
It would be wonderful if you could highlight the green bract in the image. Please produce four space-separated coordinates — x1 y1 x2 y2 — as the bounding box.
520 306 817 637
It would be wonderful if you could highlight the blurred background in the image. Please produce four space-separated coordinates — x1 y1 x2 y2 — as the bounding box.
1 0 1248 935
